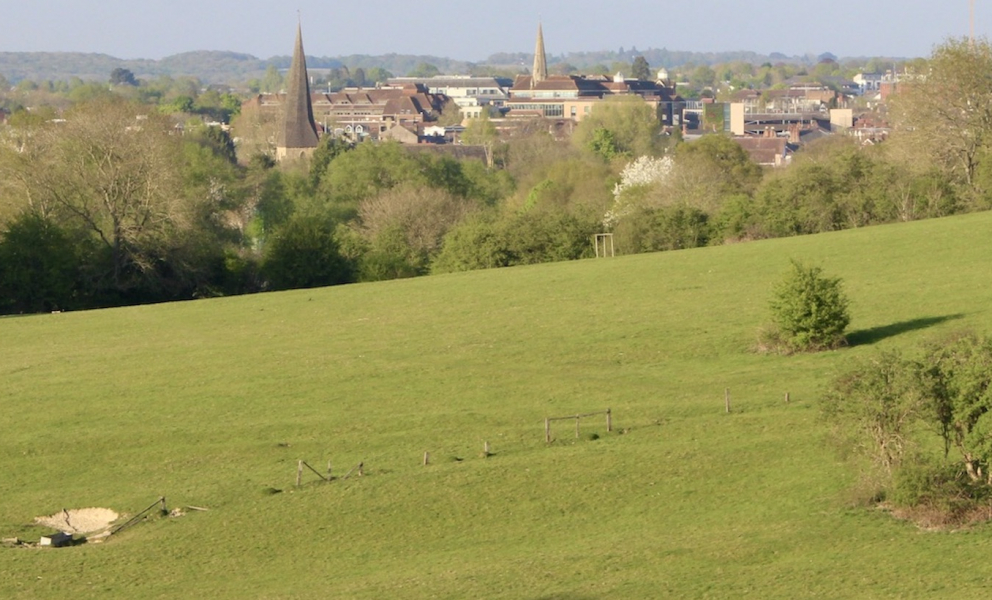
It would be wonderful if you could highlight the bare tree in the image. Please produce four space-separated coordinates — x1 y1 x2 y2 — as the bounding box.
890 38 992 192
358 184 479 258
4 98 190 289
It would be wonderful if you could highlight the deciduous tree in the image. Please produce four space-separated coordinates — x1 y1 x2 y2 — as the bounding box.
1 98 192 293
890 38 992 195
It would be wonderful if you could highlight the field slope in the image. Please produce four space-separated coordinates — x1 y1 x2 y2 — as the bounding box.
2 212 992 598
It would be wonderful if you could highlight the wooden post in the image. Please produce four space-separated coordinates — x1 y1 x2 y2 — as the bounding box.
327 460 333 478
545 417 551 443
785 392 790 403
160 497 166 513
484 441 491 457
296 460 303 486
357 462 364 477
606 408 612 432
423 452 430 466
575 416 580 438
725 388 731 413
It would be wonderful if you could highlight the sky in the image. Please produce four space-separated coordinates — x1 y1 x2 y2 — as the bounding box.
0 0 987 61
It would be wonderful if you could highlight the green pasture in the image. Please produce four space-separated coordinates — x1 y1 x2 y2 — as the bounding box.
2 212 992 598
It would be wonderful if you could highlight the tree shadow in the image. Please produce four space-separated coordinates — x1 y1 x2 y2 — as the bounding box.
847 314 965 347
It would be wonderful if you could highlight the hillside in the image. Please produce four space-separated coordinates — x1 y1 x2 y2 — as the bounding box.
2 212 992 598
0 48 904 85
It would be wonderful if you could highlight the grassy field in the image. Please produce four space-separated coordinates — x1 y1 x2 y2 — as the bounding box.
2 211 992 598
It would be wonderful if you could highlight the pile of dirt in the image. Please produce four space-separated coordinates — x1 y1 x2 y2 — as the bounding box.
35 508 118 534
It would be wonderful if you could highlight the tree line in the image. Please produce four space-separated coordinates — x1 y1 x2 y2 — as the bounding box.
1 38 990 315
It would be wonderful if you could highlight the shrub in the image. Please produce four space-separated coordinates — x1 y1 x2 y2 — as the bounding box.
262 214 353 290
823 332 992 527
889 455 991 527
821 350 920 476
766 260 850 352
0 212 83 313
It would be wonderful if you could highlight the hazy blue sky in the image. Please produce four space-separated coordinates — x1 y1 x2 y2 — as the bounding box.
0 0 986 60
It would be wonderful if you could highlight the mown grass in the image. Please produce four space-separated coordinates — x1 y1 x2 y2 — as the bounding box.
2 212 992 598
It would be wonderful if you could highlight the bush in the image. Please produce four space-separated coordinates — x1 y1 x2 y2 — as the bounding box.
766 260 850 352
823 332 992 527
0 213 83 313
613 205 710 253
262 214 353 290
889 455 991 527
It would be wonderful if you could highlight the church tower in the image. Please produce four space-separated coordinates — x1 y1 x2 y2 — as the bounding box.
276 23 319 162
531 23 548 89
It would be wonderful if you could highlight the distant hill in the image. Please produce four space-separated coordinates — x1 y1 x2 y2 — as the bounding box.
0 51 270 84
0 48 906 85
0 50 477 84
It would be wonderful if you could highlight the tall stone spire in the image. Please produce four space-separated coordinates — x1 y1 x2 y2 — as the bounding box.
277 22 319 160
531 23 548 89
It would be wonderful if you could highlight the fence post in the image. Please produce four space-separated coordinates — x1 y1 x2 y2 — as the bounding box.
358 462 364 477
785 392 790 403
725 388 731 413
545 418 551 443
606 408 612 432
484 441 491 457
327 460 333 478
423 452 430 466
296 460 303 486
575 416 580 438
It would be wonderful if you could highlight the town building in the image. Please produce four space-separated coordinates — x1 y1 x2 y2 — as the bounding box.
386 76 512 120
244 83 449 143
505 24 684 127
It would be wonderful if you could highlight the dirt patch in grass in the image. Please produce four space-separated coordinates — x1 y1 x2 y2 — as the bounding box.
35 508 118 534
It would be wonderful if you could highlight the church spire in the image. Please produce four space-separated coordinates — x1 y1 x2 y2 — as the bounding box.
531 22 547 88
277 22 319 158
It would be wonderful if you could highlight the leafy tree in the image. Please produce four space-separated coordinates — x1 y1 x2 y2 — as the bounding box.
431 213 511 273
766 260 851 352
356 184 478 278
0 212 84 313
613 205 709 253
316 142 429 219
0 98 192 295
462 110 500 167
916 332 992 484
262 213 352 290
230 99 280 161
823 332 992 523
161 95 194 114
631 56 651 81
822 350 921 476
109 68 138 86
665 135 762 215
750 163 843 237
572 96 663 159
689 65 717 88
890 38 992 195
308 136 353 189
432 208 597 273
261 65 283 93
587 128 624 161
408 62 440 78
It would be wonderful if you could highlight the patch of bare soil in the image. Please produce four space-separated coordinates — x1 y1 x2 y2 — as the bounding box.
35 508 118 534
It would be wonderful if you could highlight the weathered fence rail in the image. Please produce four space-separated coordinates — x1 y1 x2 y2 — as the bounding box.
544 408 612 442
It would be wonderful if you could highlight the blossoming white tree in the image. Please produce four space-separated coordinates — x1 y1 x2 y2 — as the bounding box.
602 155 673 229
